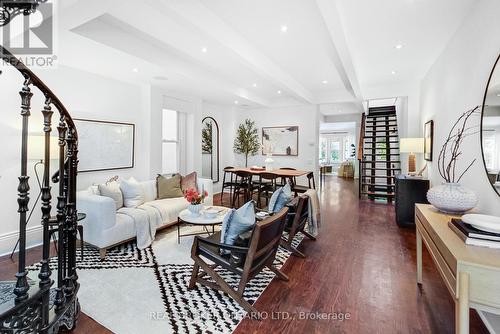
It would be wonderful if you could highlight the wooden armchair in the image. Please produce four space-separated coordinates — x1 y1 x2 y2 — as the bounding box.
188 207 289 315
281 194 316 258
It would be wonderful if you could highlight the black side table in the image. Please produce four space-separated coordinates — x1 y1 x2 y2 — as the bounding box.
395 175 429 227
48 213 86 259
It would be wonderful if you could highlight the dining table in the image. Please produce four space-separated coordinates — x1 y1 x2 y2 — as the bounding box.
225 167 310 178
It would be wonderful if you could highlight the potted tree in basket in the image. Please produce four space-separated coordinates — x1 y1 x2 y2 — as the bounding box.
233 119 260 167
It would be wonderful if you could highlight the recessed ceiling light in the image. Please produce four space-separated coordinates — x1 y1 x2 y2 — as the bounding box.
277 90 282 94
132 68 139 73
338 110 342 113
201 47 207 53
234 100 239 104
322 80 328 84
391 70 397 75
153 75 168 81
280 25 288 32
252 83 257 87
497 93 500 97
395 44 403 49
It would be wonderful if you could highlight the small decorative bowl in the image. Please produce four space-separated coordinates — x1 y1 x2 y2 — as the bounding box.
204 209 219 219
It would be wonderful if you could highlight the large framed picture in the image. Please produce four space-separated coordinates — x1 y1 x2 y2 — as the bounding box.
424 120 434 161
74 118 135 172
262 126 299 156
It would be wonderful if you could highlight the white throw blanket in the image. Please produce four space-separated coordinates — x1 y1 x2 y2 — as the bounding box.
118 205 162 249
305 189 321 237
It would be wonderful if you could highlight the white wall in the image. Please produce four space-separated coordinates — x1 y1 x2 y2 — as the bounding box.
0 64 151 255
420 0 500 216
233 105 320 184
420 2 500 328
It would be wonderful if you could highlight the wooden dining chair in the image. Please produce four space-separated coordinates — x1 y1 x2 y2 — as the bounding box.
256 172 279 209
278 167 297 188
293 172 316 194
221 166 238 205
188 207 289 315
231 170 258 207
281 194 316 257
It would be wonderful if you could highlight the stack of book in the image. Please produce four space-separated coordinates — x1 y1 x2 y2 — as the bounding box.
449 218 500 249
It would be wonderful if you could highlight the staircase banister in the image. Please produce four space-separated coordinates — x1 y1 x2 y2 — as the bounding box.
0 46 77 137
357 112 366 160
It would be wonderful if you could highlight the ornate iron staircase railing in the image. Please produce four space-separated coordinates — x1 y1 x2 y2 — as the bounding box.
0 45 80 333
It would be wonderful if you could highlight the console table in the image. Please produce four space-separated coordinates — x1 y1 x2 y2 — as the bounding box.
415 204 500 334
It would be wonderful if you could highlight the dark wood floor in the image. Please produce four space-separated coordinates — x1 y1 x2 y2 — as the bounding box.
0 176 488 333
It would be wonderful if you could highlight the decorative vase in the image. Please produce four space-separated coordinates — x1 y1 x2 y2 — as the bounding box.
188 204 203 216
265 153 274 171
427 183 478 214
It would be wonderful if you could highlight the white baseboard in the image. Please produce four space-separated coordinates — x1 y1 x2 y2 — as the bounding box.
0 225 43 257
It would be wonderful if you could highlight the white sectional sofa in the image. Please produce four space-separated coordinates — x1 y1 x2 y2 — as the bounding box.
77 177 213 258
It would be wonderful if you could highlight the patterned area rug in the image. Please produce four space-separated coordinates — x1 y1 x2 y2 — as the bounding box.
28 226 303 334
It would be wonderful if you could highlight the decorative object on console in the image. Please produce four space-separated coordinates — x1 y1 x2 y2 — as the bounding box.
462 213 500 234
399 137 424 175
184 187 209 216
264 153 274 171
201 117 220 183
427 106 480 214
449 218 500 249
233 118 260 167
424 120 434 161
262 126 299 156
74 118 135 172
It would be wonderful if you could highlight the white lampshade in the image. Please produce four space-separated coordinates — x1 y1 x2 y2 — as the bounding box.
28 135 60 160
400 138 424 153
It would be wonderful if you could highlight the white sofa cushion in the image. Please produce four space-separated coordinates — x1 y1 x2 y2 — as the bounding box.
145 197 189 225
140 180 157 202
120 177 145 208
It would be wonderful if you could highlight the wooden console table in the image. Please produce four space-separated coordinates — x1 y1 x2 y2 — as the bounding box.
415 204 500 333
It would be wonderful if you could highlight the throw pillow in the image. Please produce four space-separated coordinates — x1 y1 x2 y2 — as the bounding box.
98 181 123 210
120 177 145 208
220 201 256 254
268 183 292 213
181 172 198 192
157 174 184 199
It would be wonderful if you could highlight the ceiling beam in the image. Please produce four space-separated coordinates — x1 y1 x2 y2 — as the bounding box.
315 0 363 109
157 0 315 104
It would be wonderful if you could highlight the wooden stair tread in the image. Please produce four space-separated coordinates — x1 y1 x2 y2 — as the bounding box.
361 191 395 197
362 167 401 170
361 160 401 163
360 175 395 179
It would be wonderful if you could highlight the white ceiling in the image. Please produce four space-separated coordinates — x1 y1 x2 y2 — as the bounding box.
25 0 477 111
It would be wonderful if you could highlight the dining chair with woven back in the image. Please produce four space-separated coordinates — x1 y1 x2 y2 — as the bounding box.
188 207 290 315
256 172 279 209
293 171 316 195
231 170 258 208
221 166 238 206
281 194 316 258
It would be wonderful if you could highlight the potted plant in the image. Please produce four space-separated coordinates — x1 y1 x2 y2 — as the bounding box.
184 188 209 216
233 119 260 167
427 106 480 214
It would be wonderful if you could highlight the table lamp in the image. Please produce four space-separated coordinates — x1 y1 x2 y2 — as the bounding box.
400 138 424 175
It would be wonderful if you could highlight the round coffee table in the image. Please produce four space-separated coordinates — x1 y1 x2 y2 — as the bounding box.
177 206 229 244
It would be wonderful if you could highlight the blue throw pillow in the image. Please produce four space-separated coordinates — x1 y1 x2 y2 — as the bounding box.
220 201 256 253
268 183 292 213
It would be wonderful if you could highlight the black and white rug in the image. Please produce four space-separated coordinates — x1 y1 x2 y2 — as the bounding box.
28 225 302 334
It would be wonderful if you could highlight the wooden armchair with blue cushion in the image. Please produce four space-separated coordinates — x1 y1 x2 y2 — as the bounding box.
188 207 289 315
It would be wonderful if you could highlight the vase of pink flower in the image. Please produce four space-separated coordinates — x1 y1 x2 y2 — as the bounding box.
184 188 209 216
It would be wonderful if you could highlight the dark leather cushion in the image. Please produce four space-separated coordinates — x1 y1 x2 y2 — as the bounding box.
230 230 253 266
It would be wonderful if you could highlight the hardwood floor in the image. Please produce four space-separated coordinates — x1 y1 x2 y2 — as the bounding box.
0 176 488 333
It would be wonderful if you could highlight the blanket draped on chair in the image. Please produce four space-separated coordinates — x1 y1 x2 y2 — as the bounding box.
305 189 321 237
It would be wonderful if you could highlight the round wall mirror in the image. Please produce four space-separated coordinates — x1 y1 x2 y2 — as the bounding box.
481 54 500 195
201 116 220 183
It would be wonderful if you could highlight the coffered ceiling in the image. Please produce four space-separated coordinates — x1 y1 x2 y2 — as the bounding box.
39 0 476 110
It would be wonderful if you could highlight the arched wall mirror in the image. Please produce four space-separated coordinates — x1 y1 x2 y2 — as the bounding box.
481 54 500 195
201 116 220 183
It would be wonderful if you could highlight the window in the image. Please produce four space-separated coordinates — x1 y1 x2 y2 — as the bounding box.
483 130 496 171
162 109 180 174
318 134 355 165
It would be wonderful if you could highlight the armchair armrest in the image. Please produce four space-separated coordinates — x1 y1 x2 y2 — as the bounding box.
195 236 249 254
